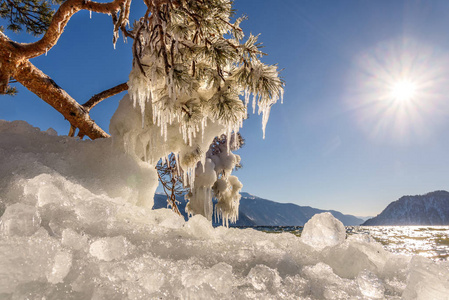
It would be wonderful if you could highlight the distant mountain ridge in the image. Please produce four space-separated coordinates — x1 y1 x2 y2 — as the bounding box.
363 190 449 226
154 192 364 226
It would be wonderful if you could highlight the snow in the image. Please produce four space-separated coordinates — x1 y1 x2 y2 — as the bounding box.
1 120 449 299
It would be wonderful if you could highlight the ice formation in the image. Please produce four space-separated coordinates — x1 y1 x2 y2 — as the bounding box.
1 121 449 299
109 0 283 225
301 212 347 250
110 94 243 224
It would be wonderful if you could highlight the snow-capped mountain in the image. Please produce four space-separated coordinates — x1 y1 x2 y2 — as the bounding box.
154 192 364 226
363 191 449 226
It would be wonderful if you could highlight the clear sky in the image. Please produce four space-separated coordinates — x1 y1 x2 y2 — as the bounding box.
2 0 449 216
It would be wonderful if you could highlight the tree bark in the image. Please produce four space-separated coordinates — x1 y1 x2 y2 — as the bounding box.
83 82 128 112
18 0 128 59
14 59 110 139
0 0 131 139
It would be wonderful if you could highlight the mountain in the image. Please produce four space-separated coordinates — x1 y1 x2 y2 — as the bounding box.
236 192 363 226
362 190 449 226
153 192 364 226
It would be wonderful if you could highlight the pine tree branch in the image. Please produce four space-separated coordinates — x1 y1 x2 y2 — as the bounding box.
13 59 110 139
83 82 128 112
15 0 129 60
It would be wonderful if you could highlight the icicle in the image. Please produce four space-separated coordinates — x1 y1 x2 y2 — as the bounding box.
233 132 237 150
174 153 181 176
252 93 257 114
164 123 168 142
201 117 206 142
45 48 48 56
244 89 250 107
261 106 271 139
90 10 92 19
226 127 231 154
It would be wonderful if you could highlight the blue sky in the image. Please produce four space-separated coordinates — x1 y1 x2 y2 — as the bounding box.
2 0 449 216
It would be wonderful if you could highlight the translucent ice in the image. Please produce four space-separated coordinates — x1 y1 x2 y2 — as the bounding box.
247 264 282 292
1 120 449 299
357 269 385 299
402 256 449 300
301 212 346 250
0 203 41 236
47 250 73 284
89 236 132 262
62 228 89 251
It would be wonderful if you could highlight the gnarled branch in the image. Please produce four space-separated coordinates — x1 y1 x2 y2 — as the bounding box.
83 82 128 112
14 59 110 139
17 0 129 60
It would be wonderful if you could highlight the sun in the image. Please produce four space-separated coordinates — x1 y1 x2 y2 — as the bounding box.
390 79 417 102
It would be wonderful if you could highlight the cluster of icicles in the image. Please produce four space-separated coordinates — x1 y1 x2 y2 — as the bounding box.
125 65 280 225
123 34 282 225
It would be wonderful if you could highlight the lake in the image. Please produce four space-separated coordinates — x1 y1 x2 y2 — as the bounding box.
238 225 449 261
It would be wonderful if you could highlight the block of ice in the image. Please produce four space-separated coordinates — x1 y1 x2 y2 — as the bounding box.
402 256 449 300
47 250 73 284
0 229 60 293
301 262 358 299
0 203 41 236
322 243 378 278
301 212 346 250
356 269 385 299
89 236 132 261
183 214 216 239
153 208 186 229
45 128 58 136
247 264 282 292
182 262 234 294
62 228 88 251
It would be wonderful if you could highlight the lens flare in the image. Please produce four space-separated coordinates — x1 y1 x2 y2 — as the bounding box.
346 38 449 144
390 80 416 102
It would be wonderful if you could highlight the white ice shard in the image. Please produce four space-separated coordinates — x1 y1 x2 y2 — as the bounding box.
89 236 132 262
0 203 41 236
301 212 346 250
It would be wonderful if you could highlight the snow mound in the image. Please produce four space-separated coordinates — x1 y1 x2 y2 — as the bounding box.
301 212 346 250
1 120 449 299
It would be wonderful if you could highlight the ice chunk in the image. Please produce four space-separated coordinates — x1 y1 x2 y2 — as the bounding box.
322 243 378 279
89 236 132 261
154 208 186 229
62 228 89 251
301 212 346 250
402 256 449 300
183 214 215 239
0 203 41 236
47 250 73 284
182 262 234 294
45 128 58 136
301 262 358 300
0 230 60 293
356 269 385 299
247 264 282 292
